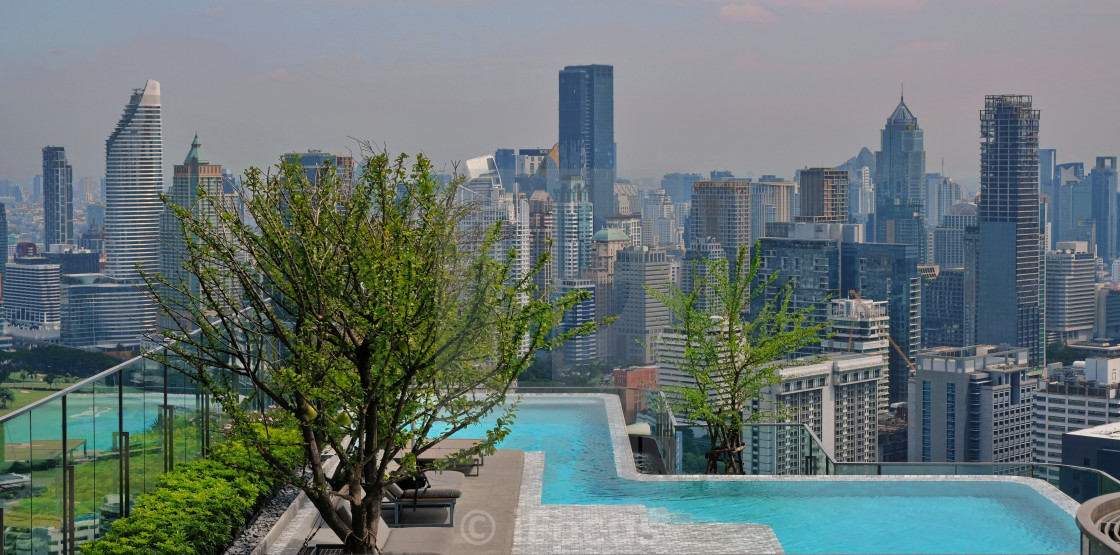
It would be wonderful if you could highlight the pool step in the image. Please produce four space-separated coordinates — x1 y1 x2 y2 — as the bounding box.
1098 510 1120 542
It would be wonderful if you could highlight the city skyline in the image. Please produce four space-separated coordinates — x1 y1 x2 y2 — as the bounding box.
1 1 1118 187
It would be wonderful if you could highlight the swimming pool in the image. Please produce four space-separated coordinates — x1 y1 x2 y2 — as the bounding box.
448 395 1080 554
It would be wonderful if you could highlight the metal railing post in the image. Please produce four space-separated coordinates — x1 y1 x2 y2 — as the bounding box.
66 465 75 555
122 432 131 518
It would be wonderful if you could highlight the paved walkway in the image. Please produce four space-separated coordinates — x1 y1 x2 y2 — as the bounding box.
267 449 523 554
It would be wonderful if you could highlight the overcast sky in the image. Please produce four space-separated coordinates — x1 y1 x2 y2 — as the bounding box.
2 0 1117 189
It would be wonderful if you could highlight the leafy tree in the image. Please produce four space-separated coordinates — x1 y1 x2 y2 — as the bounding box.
0 345 120 381
1047 341 1078 366
647 244 828 474
141 148 591 552
0 387 13 409
42 372 59 388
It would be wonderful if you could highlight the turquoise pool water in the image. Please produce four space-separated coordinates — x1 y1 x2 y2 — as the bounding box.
447 396 1080 554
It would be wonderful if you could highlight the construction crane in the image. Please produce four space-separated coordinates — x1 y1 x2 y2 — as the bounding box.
849 289 917 374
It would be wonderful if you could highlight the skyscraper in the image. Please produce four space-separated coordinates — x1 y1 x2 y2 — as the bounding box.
841 242 922 405
1089 157 1118 261
689 180 751 267
588 228 631 362
42 146 74 250
283 150 355 186
613 246 670 364
751 180 795 242
160 135 224 328
1045 241 1096 345
105 79 163 282
796 168 848 224
933 201 978 268
977 95 1043 365
559 64 615 230
875 96 927 254
528 191 554 294
553 176 593 281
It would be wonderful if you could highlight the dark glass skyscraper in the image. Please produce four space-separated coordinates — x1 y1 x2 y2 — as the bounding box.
875 96 926 255
559 64 615 230
841 242 922 404
42 146 73 250
977 95 1043 365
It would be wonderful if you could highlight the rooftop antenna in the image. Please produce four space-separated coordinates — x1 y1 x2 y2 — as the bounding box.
900 82 904 102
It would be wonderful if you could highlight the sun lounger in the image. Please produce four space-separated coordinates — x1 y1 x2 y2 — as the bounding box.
381 482 460 528
410 438 487 476
332 492 454 555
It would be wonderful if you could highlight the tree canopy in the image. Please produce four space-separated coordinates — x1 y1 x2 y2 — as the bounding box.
647 244 828 474
142 147 591 552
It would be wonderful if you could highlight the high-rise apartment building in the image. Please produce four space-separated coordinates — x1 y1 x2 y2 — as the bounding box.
751 180 794 242
60 274 155 349
5 243 61 340
458 156 531 301
587 228 631 362
613 246 671 364
976 95 1043 365
0 202 8 288
553 176 593 281
751 353 886 469
105 79 162 282
527 191 554 294
752 224 845 347
42 146 74 250
553 279 597 371
642 189 682 248
559 64 615 229
874 96 927 254
613 182 641 217
661 172 702 205
796 169 848 224
605 214 642 248
909 345 1041 463
689 181 751 267
933 201 977 268
681 237 725 312
160 135 225 328
1045 241 1097 344
925 173 963 233
1032 359 1120 483
820 298 891 413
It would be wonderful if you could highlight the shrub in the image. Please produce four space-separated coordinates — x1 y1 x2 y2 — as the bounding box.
82 426 302 555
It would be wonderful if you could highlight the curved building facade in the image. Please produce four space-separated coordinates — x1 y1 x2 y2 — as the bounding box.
105 79 162 282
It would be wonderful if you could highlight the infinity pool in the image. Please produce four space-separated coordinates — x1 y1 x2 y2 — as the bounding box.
448 395 1079 554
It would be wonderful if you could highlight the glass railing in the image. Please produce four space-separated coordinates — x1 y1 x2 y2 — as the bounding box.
832 461 1120 504
672 423 834 475
0 351 218 554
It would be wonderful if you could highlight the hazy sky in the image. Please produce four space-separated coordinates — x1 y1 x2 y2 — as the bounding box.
2 0 1118 188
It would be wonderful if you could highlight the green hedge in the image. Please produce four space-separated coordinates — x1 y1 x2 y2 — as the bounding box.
82 429 302 555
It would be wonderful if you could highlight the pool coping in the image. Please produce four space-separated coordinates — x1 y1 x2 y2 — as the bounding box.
517 392 1081 518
